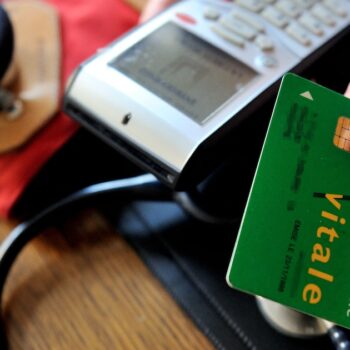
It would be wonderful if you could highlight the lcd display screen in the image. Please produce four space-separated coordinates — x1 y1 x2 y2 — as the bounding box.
110 22 258 124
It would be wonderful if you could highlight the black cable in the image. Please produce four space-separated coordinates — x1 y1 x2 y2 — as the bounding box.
0 5 14 81
0 173 172 349
174 191 240 226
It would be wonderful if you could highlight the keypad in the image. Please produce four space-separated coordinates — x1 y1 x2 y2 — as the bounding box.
220 18 257 40
208 0 348 51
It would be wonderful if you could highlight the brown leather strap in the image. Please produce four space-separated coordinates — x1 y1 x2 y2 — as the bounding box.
0 0 60 153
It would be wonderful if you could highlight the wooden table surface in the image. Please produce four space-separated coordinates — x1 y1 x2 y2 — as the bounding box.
0 209 215 350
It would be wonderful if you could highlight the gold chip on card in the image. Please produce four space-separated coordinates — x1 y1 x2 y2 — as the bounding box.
334 116 350 152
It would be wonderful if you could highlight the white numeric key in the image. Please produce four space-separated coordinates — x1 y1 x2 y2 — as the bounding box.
236 0 265 12
295 0 317 9
220 18 257 40
275 0 300 17
255 34 274 50
299 13 324 35
211 26 245 47
311 4 336 26
232 11 265 32
203 7 221 20
286 22 312 46
323 0 348 17
262 6 289 27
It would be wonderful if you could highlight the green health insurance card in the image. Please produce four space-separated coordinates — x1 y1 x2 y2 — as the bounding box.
227 73 350 328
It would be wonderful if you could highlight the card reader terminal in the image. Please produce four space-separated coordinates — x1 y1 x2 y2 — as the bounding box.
64 0 350 189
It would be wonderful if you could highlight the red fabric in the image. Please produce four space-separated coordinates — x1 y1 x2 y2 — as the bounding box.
0 0 139 217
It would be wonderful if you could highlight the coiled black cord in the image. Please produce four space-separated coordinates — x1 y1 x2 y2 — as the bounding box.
0 173 172 348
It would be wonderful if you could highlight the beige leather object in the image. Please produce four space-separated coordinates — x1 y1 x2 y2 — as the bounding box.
0 0 60 153
124 0 148 12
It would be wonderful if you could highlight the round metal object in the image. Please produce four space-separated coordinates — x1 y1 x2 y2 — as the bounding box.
256 297 328 338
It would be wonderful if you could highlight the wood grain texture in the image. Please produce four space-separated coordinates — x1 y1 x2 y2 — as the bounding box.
0 209 215 350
